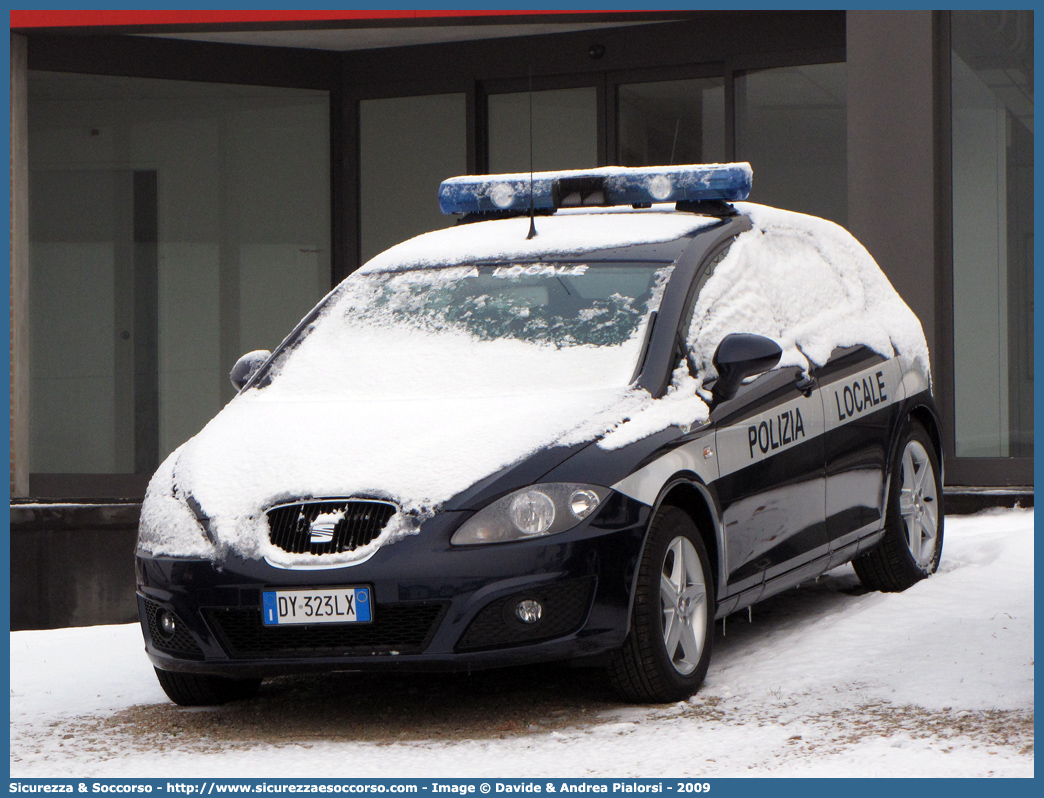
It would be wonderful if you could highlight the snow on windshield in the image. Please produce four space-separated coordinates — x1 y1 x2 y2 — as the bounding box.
147 259 673 564
265 262 671 398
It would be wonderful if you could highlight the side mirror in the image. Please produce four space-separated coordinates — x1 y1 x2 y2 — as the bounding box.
230 350 271 392
711 333 782 403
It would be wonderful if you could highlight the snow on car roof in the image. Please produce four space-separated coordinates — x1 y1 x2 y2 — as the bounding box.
697 202 930 375
358 207 721 273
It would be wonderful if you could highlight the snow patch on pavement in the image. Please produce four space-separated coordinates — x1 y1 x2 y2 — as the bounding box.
10 508 1034 777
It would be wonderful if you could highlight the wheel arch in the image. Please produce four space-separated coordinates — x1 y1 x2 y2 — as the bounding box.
890 398 945 487
642 475 723 606
878 398 946 534
908 402 944 471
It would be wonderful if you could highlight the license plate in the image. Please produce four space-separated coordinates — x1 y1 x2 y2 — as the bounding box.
261 586 372 626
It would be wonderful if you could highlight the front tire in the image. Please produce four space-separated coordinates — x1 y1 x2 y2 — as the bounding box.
853 421 943 592
154 667 262 706
608 506 715 703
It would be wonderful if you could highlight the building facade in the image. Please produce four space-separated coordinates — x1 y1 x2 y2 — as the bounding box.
8 10 1033 628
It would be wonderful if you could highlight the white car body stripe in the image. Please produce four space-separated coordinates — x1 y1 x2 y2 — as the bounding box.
822 358 903 433
612 358 912 507
611 431 718 505
716 386 825 480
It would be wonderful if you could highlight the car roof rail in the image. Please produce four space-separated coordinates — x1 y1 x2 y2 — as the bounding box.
675 199 740 217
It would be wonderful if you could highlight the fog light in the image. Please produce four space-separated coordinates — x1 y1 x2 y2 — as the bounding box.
515 600 543 624
157 609 177 640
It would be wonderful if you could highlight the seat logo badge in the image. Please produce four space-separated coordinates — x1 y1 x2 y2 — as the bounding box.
309 519 337 544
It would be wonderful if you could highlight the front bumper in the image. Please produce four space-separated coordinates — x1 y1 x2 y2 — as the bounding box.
136 492 650 678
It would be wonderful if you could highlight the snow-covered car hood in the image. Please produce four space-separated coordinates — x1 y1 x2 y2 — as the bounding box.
146 383 654 567
141 248 681 566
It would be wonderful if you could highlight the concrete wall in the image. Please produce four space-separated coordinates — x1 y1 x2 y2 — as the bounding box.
10 34 29 497
10 503 140 630
846 10 938 359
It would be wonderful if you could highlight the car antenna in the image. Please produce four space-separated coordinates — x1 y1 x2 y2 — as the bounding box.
526 65 537 240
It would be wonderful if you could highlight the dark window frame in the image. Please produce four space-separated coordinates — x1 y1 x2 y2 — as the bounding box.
481 73 605 173
933 11 1033 487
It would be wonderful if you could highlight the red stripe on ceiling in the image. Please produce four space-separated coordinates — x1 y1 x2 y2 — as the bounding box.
10 9 620 29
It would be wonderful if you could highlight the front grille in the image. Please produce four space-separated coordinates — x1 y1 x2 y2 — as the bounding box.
203 602 448 659
143 598 204 658
266 500 396 555
457 577 596 651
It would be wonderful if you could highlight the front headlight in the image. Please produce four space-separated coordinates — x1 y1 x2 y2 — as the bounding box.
451 483 610 545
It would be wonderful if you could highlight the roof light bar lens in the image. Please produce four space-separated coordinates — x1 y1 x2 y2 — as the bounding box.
440 175 557 214
438 163 752 215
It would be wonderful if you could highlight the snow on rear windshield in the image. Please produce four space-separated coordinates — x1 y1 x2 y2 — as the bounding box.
264 262 672 396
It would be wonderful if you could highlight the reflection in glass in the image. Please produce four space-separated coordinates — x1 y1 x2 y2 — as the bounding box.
618 78 725 167
735 63 847 226
360 94 466 264
951 10 1033 457
488 88 597 174
28 72 330 476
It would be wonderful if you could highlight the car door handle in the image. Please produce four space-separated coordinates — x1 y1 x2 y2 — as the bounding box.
794 372 816 396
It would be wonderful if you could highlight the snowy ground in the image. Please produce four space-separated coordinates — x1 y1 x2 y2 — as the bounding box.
10 508 1034 778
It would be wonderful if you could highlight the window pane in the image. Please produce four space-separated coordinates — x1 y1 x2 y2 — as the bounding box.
360 94 466 264
735 63 847 226
951 11 1034 457
488 87 597 173
28 73 330 475
618 78 725 166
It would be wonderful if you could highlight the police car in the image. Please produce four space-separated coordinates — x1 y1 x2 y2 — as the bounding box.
136 163 943 706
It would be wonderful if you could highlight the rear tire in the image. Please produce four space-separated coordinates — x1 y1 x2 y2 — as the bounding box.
154 667 262 706
853 421 943 592
608 506 715 703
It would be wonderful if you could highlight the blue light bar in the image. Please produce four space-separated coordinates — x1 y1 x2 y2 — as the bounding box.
438 163 752 215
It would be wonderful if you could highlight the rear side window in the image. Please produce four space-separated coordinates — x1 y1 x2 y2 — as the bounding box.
682 205 927 383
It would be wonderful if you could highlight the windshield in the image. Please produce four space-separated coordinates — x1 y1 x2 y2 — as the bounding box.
262 262 672 398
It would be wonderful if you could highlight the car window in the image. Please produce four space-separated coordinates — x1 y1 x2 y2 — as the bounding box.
685 226 855 381
364 263 669 348
259 262 673 397
679 244 732 378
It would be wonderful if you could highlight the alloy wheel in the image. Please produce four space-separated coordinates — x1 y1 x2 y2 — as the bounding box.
898 440 939 568
659 536 708 675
